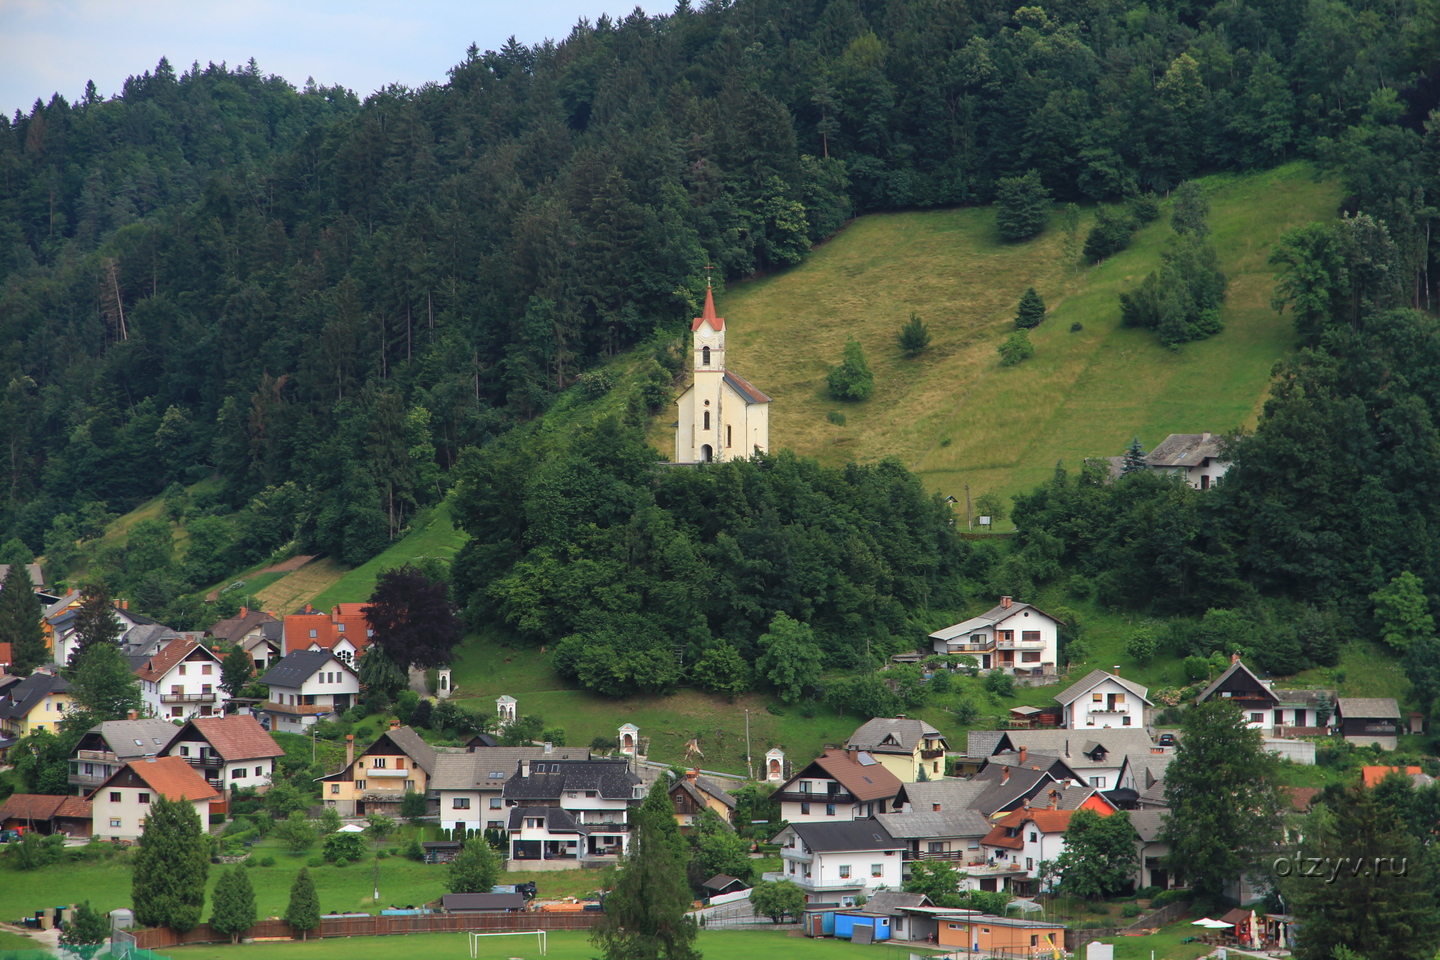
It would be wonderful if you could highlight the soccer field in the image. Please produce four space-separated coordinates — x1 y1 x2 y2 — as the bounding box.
163 929 944 960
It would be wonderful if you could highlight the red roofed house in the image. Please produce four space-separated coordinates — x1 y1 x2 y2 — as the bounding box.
134 637 227 720
771 748 904 824
672 287 771 464
981 798 1116 893
283 604 371 666
0 793 92 836
161 715 286 796
90 756 220 841
1362 765 1427 788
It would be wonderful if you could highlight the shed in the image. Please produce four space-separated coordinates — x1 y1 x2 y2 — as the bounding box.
835 910 892 941
701 875 748 896
422 840 463 864
441 893 527 914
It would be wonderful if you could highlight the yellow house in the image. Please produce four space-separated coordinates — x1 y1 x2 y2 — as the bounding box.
318 722 436 817
0 671 75 744
845 717 949 782
668 769 737 831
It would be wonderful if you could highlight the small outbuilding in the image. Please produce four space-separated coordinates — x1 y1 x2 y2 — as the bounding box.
1335 697 1401 750
441 893 527 914
700 875 748 897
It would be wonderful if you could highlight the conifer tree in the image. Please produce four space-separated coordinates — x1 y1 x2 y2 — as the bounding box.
0 563 46 676
220 645 253 700
132 796 210 932
896 312 932 357
592 778 699 960
826 337 875 401
1121 437 1148 475
1015 288 1046 328
211 865 257 943
285 868 320 941
69 581 122 671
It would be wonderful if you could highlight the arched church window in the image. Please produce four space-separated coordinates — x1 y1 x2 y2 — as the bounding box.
703 411 710 430
702 346 711 366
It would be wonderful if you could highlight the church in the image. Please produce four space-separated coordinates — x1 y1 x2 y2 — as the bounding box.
673 286 771 463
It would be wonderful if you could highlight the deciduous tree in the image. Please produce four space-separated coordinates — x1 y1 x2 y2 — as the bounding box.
749 879 806 922
1054 809 1138 899
363 564 463 670
1371 571 1434 654
756 613 824 703
70 639 141 722
220 645 254 700
447 837 501 894
826 337 875 401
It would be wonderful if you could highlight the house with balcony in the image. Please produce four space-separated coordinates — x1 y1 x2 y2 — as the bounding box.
1335 698 1401 749
135 638 227 720
318 723 436 816
772 748 904 823
161 715 285 796
68 717 177 795
429 744 592 834
981 806 1101 894
258 649 359 732
768 819 906 907
1055 668 1153 730
90 756 219 842
875 807 991 877
845 717 949 783
927 597 1061 676
501 758 644 870
1194 657 1335 735
283 604 372 665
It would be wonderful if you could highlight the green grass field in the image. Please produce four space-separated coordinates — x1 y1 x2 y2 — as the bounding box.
307 501 468 609
687 163 1340 509
162 929 942 960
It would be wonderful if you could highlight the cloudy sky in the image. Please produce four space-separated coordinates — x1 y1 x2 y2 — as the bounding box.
1 0 656 116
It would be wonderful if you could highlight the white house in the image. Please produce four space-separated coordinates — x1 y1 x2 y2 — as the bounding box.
501 758 644 870
134 638 228 720
769 820 906 907
928 597 1062 676
429 745 591 834
672 286 771 464
161 715 285 796
979 808 1083 890
1054 668 1153 730
1145 433 1231 490
257 649 360 732
1194 658 1333 734
1001 729 1157 792
90 756 219 842
772 748 903 823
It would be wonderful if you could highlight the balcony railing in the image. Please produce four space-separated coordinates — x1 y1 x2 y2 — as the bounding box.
919 749 946 760
160 692 217 704
75 749 117 762
775 791 858 805
902 849 973 862
942 642 995 652
994 640 1046 650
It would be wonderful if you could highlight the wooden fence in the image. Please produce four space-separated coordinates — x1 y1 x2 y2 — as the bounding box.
132 911 600 948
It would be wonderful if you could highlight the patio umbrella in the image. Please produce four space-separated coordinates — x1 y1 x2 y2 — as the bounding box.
1192 918 1230 928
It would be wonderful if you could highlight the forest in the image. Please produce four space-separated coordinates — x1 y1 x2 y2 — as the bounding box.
4 0 1440 676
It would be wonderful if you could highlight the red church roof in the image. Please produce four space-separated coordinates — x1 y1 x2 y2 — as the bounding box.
691 286 724 332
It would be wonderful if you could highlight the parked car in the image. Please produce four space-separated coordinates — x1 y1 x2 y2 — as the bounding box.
1157 733 1177 747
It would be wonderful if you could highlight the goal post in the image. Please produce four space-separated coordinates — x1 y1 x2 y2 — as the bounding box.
467 930 546 957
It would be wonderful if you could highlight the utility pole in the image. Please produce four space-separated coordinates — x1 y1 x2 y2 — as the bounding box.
373 853 380 903
966 484 973 531
745 709 752 781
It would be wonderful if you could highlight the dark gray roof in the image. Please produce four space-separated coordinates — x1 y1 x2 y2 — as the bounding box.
258 649 345 688
363 726 437 775
702 875 746 892
1002 730 1155 769
1336 697 1400 720
894 779 990 813
1129 809 1169 842
1273 688 1332 707
847 718 945 755
965 731 1010 758
507 806 587 834
1194 659 1278 705
970 765 1057 815
1146 433 1226 468
441 893 526 912
672 775 737 810
876 808 991 840
502 759 641 802
0 563 44 588
865 892 931 915
429 747 592 791
81 719 179 759
1054 668 1151 706
0 672 70 721
783 820 903 853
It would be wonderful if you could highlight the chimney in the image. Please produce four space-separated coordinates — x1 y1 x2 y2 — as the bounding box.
122 600 128 610
1001 767 1010 784
687 768 698 782
932 803 941 812
544 742 553 755
346 735 355 767
1064 739 1071 758
1049 789 1060 810
240 606 248 618
389 718 400 730
1001 596 1012 609
1114 665 1121 676
127 710 137 721
1019 746 1027 764
896 714 906 720
1231 653 1240 664
521 760 530 778
305 604 313 614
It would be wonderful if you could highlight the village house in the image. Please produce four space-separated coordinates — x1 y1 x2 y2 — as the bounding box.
927 597 1061 677
845 716 949 782
769 819 906 907
134 637 227 720
1335 698 1402 749
318 723 436 817
668 768 737 831
501 758 644 869
48 599 170 666
68 717 178 795
1054 668 1153 730
0 793 91 836
1145 433 1232 490
934 913 1067 955
161 715 285 797
875 806 991 877
771 748 904 823
257 649 360 732
1000 728 1157 791
428 744 592 834
981 805 1109 893
1113 753 1174 809
0 669 72 754
205 606 283 672
1129 809 1173 889
1194 657 1334 735
282 603 372 665
90 756 220 842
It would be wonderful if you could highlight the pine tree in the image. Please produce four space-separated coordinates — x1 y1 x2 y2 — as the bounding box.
1015 288 1046 328
1121 437 1148 475
210 865 258 943
220 645 254 700
132 796 210 932
68 581 122 671
592 778 700 960
896 312 932 357
285 868 321 941
446 836 501 893
0 563 46 676
995 169 1052 241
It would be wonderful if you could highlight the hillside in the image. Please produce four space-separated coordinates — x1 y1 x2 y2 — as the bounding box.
682 163 1340 508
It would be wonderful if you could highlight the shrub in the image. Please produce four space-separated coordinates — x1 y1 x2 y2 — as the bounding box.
323 831 367 864
1084 207 1137 261
766 702 784 716
1070 322 1083 332
333 857 349 868
209 814 227 825
1129 194 1161 224
1122 903 1141 918
1151 888 1189 906
998 330 1034 367
983 669 1014 698
826 410 846 426
952 697 980 724
307 857 324 868
376 850 389 860
260 856 275 867
826 337 875 401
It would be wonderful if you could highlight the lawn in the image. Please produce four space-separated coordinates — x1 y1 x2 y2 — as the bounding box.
307 501 468 609
165 929 942 960
677 162 1340 510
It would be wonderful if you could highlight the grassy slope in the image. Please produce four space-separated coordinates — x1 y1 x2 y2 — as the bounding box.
703 163 1340 509
306 502 468 609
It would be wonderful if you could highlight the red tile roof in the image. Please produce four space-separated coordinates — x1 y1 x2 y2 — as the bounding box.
134 638 221 683
0 793 92 822
182 715 285 762
982 807 1081 850
804 749 904 802
1283 787 1320 812
0 643 11 666
1362 765 1423 788
690 285 724 332
284 608 371 654
123 756 220 802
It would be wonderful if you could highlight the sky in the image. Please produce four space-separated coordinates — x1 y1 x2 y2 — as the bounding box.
0 0 658 117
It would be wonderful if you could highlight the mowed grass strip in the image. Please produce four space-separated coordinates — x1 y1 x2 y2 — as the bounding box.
701 163 1339 508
